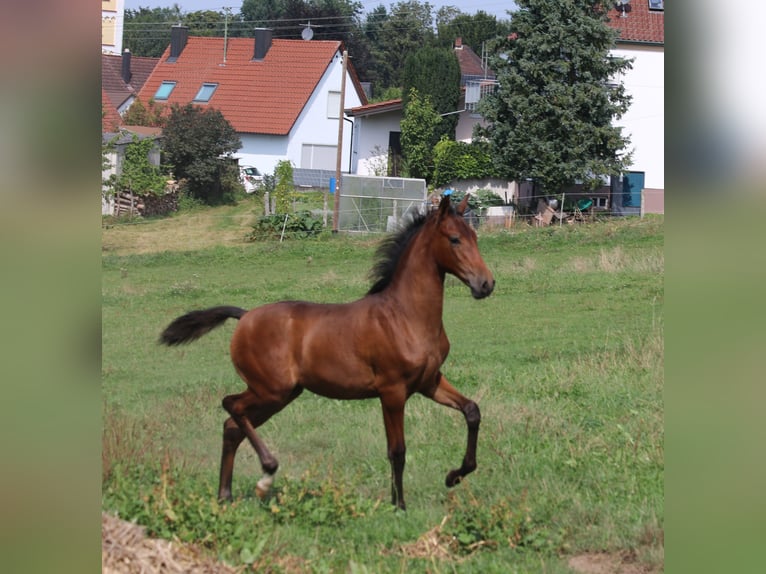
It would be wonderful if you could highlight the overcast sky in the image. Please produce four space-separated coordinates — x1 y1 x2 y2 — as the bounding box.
122 1 518 22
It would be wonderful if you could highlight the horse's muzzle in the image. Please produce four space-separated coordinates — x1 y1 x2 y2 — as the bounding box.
470 277 495 299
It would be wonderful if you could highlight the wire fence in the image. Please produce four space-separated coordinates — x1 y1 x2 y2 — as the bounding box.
102 188 661 241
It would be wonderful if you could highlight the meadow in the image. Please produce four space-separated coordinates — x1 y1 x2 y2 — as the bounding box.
102 201 664 573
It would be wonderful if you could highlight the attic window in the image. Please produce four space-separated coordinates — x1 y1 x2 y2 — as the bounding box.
648 0 664 10
194 83 218 103
154 81 176 100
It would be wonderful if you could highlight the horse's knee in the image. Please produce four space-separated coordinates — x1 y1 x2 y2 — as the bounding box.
462 401 481 430
222 418 244 445
388 443 406 465
222 395 237 416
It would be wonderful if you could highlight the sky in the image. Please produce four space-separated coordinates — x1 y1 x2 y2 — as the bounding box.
122 1 518 22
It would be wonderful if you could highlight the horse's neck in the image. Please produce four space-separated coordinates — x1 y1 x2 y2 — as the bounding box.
386 236 445 324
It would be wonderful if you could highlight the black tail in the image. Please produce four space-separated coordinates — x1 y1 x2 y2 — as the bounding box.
159 306 247 346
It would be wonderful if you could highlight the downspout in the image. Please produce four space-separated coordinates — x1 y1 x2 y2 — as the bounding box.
344 116 354 173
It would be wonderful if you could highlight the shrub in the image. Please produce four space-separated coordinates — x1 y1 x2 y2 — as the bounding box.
247 211 322 241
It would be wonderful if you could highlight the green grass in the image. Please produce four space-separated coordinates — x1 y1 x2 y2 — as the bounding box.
102 206 663 573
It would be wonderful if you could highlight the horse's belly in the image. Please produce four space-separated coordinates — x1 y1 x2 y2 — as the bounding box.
301 377 379 400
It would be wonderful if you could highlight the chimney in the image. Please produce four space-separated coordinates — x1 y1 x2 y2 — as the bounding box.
121 48 132 84
169 25 189 62
253 28 273 61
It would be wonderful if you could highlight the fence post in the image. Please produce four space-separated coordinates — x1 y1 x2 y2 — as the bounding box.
279 214 289 243
560 193 565 227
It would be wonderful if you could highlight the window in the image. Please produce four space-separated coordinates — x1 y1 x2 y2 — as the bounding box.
648 0 664 10
194 83 218 102
301 144 337 169
592 197 609 209
327 91 340 119
154 81 176 100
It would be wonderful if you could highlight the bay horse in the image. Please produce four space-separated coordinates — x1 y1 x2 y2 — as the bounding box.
159 194 494 509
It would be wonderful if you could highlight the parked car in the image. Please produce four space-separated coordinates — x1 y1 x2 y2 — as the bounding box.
240 166 264 193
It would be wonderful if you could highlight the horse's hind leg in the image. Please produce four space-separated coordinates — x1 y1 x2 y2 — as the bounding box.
422 374 481 487
220 387 302 500
218 417 245 501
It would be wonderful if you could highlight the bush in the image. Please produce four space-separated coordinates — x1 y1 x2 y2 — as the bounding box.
247 211 322 241
432 138 496 188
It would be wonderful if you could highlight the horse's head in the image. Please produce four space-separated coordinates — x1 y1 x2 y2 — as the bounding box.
431 194 495 299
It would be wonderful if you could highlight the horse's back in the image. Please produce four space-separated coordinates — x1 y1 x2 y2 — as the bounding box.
229 300 379 398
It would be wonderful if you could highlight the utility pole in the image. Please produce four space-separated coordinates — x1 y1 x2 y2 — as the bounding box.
333 49 348 233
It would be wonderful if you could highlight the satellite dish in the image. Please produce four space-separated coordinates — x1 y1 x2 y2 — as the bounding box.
301 24 314 41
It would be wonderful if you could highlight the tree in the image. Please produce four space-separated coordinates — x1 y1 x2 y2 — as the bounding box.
273 160 294 215
436 10 512 52
402 46 461 141
478 0 633 194
365 1 436 93
122 98 166 128
123 6 182 57
400 88 441 182
162 104 242 205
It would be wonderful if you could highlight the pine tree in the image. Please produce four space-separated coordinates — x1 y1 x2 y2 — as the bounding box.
479 0 633 194
402 46 461 142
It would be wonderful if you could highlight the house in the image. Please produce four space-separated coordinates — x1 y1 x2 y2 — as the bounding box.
102 126 164 215
102 47 162 215
452 37 496 143
606 0 665 214
102 0 125 55
347 38 495 177
346 99 405 176
102 51 160 117
136 26 368 176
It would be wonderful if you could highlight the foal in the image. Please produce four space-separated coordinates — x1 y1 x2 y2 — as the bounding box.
160 194 494 509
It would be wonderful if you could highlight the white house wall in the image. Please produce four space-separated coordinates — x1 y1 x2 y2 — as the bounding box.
351 112 402 176
234 52 363 176
613 44 664 190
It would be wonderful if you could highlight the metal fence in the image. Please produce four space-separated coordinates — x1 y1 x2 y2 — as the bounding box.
337 175 428 233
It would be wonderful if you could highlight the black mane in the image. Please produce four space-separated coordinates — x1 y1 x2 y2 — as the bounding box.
367 211 429 295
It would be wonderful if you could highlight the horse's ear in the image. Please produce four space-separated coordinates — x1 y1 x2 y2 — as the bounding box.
437 194 452 218
456 194 470 216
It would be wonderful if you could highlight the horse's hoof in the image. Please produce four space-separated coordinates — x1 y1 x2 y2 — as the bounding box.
445 470 462 487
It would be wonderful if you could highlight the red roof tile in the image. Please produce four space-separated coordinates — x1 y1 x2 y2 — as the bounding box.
454 39 493 78
606 0 665 45
102 89 122 132
102 53 160 109
138 37 365 136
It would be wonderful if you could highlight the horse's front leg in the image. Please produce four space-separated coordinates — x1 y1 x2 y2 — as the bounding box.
380 394 407 510
422 373 481 487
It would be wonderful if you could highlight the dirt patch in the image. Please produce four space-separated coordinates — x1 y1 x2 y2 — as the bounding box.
568 550 657 574
102 512 242 574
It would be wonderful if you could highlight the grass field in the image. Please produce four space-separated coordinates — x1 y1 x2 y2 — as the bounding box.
102 201 663 573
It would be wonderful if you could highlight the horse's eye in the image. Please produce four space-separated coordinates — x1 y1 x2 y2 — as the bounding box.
449 236 460 245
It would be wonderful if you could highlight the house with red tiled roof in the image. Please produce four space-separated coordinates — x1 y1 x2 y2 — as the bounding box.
136 26 367 176
102 51 160 118
607 0 665 214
